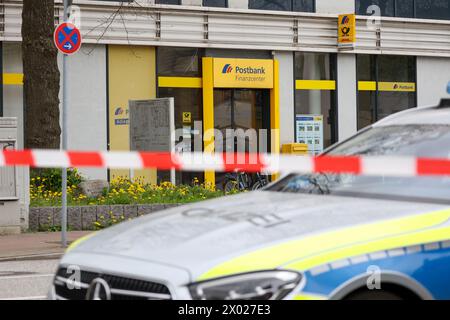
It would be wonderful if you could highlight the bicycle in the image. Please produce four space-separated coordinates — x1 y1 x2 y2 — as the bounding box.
224 172 270 192
251 172 270 190
223 172 253 193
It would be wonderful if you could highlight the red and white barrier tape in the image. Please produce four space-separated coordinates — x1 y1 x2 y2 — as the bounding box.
1 149 450 177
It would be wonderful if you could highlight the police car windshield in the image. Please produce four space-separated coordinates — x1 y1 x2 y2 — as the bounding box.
269 125 450 204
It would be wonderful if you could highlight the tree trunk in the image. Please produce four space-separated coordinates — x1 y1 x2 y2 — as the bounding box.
22 0 61 149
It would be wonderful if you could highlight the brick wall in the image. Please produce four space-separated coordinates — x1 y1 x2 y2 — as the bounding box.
29 204 182 231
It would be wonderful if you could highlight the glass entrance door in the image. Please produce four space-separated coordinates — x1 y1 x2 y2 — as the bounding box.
214 89 270 153
214 89 270 187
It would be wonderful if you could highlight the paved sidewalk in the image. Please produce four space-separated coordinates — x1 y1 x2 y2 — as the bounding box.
0 231 92 261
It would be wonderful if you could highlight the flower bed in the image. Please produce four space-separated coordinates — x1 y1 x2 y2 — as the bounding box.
31 176 232 208
29 173 241 231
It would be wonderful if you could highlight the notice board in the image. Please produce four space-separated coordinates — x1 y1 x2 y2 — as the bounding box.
129 98 175 184
129 98 175 152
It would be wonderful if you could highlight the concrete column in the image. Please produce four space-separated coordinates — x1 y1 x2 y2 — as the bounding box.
417 56 450 107
273 51 295 145
337 53 357 141
2 43 29 233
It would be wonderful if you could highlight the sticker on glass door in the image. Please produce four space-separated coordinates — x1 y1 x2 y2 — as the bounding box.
295 115 324 156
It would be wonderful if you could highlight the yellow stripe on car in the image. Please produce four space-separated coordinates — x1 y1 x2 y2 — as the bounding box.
285 226 450 272
293 293 327 300
66 233 96 253
198 209 450 280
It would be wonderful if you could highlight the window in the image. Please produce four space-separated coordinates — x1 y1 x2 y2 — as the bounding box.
155 0 181 4
294 52 337 154
157 47 205 185
415 0 450 20
377 55 416 121
357 55 376 129
249 0 315 12
157 88 204 185
293 0 315 12
203 0 228 7
356 0 395 16
395 0 414 17
356 0 450 20
357 55 416 130
157 47 202 77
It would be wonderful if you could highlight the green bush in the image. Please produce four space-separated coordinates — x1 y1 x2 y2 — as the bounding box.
31 168 84 192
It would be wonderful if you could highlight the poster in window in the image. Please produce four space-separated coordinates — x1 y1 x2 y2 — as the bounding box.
295 115 324 156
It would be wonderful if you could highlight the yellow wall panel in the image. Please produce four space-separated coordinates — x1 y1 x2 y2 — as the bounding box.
108 45 156 183
202 57 215 186
270 60 280 181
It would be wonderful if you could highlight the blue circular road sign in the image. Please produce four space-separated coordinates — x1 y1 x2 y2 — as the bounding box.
54 22 82 55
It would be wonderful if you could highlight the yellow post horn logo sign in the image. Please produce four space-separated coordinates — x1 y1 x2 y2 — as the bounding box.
338 14 356 49
183 112 192 124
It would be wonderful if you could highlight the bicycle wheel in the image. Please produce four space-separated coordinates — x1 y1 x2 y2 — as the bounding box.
224 180 239 193
252 181 268 190
251 181 262 190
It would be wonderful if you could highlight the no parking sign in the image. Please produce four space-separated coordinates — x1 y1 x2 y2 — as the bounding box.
54 22 82 55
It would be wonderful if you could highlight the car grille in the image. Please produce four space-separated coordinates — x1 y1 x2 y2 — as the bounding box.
54 267 172 300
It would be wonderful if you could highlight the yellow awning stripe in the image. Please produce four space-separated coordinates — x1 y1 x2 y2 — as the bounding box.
378 82 416 92
296 80 336 91
198 209 450 281
1 74 416 94
358 81 376 91
3 73 24 85
358 81 416 92
158 76 203 88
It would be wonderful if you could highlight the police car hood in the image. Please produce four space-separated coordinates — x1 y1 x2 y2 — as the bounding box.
70 192 446 279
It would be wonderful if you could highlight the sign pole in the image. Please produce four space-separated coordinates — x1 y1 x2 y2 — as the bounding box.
54 0 80 248
61 0 70 248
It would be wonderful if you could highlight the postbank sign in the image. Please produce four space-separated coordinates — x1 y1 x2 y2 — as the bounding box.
213 58 274 89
